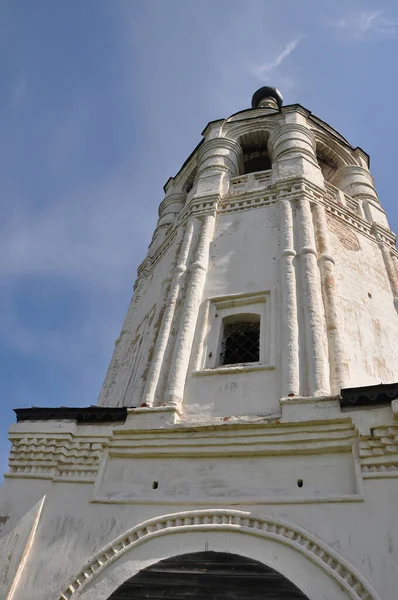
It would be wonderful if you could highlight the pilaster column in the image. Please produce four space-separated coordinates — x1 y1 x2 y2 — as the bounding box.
269 120 323 187
392 253 398 311
158 136 241 409
193 138 242 199
392 253 398 280
372 225 398 312
330 166 388 227
149 192 186 256
272 117 328 396
296 198 330 396
279 198 299 397
312 203 345 393
142 220 195 407
165 214 216 410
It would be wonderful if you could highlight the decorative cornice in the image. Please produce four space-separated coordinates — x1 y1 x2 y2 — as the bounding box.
219 191 277 214
371 222 397 249
177 196 219 225
137 227 178 277
7 431 110 483
324 203 376 246
360 425 398 478
108 419 356 456
139 172 396 283
56 509 379 600
6 417 358 488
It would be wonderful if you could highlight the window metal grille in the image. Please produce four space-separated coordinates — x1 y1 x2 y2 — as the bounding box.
220 321 260 366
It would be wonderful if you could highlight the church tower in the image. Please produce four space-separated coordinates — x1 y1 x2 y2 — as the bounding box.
0 87 397 600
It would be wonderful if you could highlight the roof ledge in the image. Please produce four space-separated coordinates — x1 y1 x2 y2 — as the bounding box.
340 382 398 410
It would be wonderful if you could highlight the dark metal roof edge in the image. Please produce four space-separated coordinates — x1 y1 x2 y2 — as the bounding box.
14 406 128 424
340 381 398 409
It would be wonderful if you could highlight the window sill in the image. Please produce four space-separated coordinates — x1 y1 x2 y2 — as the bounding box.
192 363 275 377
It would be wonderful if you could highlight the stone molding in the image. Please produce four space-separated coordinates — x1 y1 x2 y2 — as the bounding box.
228 169 272 194
219 190 277 214
157 192 186 218
137 169 396 282
195 137 242 179
268 122 318 160
360 425 398 477
371 222 397 250
165 155 199 195
137 228 178 278
6 433 109 483
5 419 359 489
222 117 280 148
196 137 242 161
56 509 379 600
8 417 398 487
312 128 358 167
177 194 218 225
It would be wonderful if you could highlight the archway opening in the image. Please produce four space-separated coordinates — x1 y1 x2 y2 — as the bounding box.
238 130 272 175
317 152 338 182
107 551 310 599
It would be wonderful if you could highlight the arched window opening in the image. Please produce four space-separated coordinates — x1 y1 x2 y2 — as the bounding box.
220 313 260 366
316 151 338 182
107 551 310 599
238 130 271 175
183 169 197 194
243 148 272 174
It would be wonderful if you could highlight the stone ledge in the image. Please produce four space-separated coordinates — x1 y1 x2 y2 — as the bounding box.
114 406 181 431
192 364 274 377
280 395 342 422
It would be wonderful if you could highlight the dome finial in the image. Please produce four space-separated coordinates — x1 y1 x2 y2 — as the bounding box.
251 86 283 110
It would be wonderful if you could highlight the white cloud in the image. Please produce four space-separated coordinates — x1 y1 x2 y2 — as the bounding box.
250 37 304 79
331 9 397 39
245 36 304 94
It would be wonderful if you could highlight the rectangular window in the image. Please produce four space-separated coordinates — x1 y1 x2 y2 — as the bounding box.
220 319 260 366
196 291 273 373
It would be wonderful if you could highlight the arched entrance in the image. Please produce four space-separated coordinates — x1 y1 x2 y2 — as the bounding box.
107 551 309 599
57 509 379 600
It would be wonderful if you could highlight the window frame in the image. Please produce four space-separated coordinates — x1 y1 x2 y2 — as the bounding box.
219 314 261 367
198 291 273 373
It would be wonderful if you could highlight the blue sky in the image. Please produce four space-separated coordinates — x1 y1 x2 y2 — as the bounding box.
1 0 398 470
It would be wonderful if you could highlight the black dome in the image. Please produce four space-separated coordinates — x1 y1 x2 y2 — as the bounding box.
251 86 283 109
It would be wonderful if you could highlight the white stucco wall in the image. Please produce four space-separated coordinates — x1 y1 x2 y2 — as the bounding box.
0 410 396 600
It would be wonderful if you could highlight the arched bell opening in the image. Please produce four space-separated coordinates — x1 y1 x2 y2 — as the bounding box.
106 550 309 600
238 130 272 176
316 150 338 183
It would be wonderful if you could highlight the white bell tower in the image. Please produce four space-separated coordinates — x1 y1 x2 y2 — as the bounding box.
0 87 397 600
98 85 398 418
